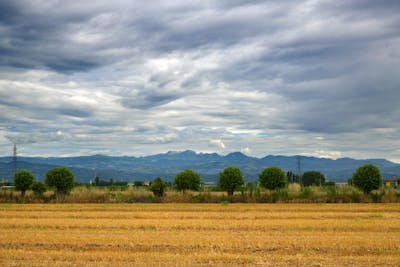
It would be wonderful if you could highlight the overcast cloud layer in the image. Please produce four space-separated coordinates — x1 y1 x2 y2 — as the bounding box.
0 0 399 161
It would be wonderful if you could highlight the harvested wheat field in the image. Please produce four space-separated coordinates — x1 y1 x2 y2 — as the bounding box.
0 203 399 266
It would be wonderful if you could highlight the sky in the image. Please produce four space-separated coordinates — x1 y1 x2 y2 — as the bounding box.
0 0 399 161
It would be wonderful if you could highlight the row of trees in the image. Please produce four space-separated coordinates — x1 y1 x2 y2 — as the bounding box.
166 167 324 196
12 164 383 198
150 164 383 197
13 167 74 197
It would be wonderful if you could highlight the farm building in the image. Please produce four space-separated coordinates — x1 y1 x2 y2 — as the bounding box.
384 177 399 188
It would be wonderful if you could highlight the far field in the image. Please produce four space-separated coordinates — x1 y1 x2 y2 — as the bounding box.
0 204 399 266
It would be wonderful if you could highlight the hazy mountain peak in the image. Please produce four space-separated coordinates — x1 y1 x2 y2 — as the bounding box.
166 150 196 155
1 150 399 182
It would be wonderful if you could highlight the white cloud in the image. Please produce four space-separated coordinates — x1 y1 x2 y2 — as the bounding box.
241 147 252 155
310 150 342 159
210 139 226 150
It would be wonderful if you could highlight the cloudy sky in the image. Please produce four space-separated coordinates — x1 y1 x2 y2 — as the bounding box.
0 0 399 161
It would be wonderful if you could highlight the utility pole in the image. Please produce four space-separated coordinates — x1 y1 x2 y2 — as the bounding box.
13 143 17 175
297 155 301 186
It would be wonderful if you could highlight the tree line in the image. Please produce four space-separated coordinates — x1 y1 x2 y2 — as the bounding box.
150 164 382 197
10 163 383 199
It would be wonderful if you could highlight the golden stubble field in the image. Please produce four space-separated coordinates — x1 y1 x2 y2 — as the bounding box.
0 203 399 266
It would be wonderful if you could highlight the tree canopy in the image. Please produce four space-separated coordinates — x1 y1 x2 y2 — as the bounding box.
259 166 287 190
45 167 75 196
352 164 382 193
218 166 244 196
173 169 201 192
13 169 35 197
149 177 167 197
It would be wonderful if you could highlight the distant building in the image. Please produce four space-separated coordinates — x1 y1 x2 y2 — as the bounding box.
143 181 152 186
384 177 399 188
202 181 216 187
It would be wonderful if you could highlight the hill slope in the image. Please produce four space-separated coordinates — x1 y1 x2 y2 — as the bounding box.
1 151 399 183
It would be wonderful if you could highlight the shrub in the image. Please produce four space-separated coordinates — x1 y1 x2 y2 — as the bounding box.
370 189 385 203
149 177 167 197
259 166 287 190
45 167 75 197
271 189 291 203
218 166 244 197
13 170 35 197
300 186 314 199
288 183 301 196
173 169 201 192
381 189 400 203
32 182 46 197
352 164 382 194
325 185 337 202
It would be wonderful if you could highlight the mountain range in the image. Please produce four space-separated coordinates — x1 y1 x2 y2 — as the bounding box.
1 150 399 183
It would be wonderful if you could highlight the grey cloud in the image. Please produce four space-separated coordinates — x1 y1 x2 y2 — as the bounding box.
59 108 92 118
0 88 94 120
0 2 120 73
118 89 180 109
5 131 67 144
0 1 21 24
46 60 100 73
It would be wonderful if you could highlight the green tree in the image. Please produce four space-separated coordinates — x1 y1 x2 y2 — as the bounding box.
352 164 382 193
32 182 47 197
218 166 244 196
45 167 75 196
259 166 287 190
94 176 100 186
149 177 167 197
302 171 325 186
13 169 34 197
286 171 301 184
173 169 201 192
134 181 144 187
286 171 295 183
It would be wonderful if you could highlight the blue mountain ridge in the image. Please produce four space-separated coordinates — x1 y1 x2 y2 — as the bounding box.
1 150 399 183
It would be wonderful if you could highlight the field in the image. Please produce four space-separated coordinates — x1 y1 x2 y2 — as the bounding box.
0 204 399 266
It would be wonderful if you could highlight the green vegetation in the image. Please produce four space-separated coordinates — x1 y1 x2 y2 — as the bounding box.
32 182 47 197
286 171 300 184
94 178 128 187
13 169 35 197
134 181 144 186
1 163 399 203
45 167 75 196
218 166 244 196
352 164 382 193
302 171 325 186
149 177 167 197
1 183 399 203
94 176 100 186
259 166 287 190
173 169 201 192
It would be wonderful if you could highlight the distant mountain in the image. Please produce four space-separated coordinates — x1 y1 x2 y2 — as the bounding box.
1 150 399 183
